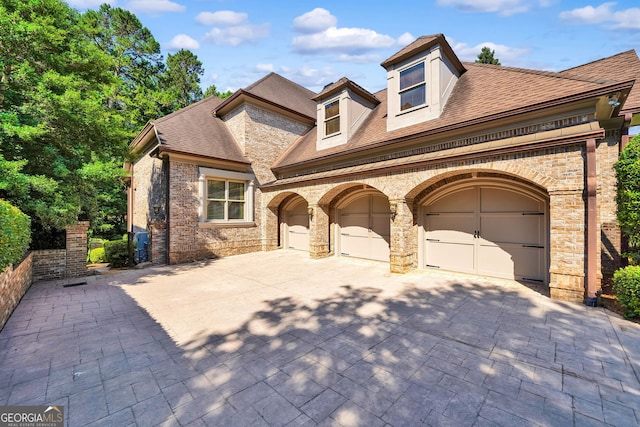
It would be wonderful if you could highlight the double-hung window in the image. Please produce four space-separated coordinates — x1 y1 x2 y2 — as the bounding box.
324 100 340 136
206 179 245 221
199 167 254 224
399 62 426 111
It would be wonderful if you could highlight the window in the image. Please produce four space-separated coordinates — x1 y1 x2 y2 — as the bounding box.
399 62 425 111
324 100 340 136
199 167 254 224
206 179 245 221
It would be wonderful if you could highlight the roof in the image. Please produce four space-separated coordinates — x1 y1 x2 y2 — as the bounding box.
312 77 380 105
380 34 466 74
215 72 316 119
559 50 640 114
152 95 249 164
274 59 636 170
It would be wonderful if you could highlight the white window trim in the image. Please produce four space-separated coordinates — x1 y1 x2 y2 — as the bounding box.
198 167 255 224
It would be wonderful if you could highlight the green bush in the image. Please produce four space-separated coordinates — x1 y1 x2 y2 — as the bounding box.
104 239 130 268
613 265 640 318
614 134 640 262
88 247 106 264
0 200 31 270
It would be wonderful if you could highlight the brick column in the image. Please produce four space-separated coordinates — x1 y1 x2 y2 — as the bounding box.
309 204 330 259
389 199 417 273
65 221 89 278
548 190 585 302
149 221 167 265
262 206 279 251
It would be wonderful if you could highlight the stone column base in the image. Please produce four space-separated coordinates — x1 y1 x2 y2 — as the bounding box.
549 272 585 303
390 252 416 274
310 244 330 259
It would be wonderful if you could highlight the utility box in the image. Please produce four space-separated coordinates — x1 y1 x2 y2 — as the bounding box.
133 232 149 264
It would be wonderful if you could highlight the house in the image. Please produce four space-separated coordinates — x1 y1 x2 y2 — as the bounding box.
126 34 640 304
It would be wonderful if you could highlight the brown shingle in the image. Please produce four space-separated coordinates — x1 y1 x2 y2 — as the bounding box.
153 96 249 164
238 72 316 118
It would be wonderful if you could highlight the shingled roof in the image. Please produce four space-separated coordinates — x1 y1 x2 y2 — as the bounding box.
152 96 249 164
273 53 638 170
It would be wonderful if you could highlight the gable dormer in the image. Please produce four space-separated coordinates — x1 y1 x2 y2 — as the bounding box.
382 34 466 132
312 78 379 151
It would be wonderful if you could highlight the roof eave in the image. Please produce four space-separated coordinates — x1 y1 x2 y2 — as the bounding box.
215 90 315 123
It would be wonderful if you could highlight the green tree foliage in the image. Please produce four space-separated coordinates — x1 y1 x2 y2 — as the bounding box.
615 134 640 260
163 49 204 110
476 46 501 65
204 84 234 99
0 199 30 270
0 0 126 234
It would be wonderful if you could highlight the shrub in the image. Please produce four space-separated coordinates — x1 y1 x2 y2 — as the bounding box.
613 265 640 318
88 247 106 264
614 134 640 262
104 239 130 268
0 200 31 270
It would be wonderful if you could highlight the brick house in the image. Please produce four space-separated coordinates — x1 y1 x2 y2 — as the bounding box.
126 34 640 303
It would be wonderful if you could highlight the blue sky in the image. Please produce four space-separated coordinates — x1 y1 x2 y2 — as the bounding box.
66 1 640 94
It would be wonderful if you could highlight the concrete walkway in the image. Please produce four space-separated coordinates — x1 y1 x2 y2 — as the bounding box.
1 250 639 426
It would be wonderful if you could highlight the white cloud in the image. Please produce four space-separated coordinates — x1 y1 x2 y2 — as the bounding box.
293 8 337 34
196 11 248 26
66 0 116 9
279 65 340 91
560 3 640 29
125 0 185 13
255 64 274 72
436 0 547 16
292 27 401 55
166 34 200 51
449 39 530 63
203 23 270 46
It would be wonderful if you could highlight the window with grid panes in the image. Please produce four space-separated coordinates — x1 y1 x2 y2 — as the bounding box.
206 179 246 221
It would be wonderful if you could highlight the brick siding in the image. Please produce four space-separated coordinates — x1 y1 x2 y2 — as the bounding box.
0 253 33 331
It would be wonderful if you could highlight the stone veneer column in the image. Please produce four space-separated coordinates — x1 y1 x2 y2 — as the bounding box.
262 206 279 251
149 221 167 265
65 221 89 278
309 204 330 259
389 199 416 273
548 190 586 303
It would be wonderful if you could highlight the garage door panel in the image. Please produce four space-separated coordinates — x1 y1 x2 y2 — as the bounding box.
477 243 544 281
480 215 543 244
429 187 476 213
371 215 391 239
285 203 309 251
426 241 474 273
426 214 475 243
481 187 542 212
340 194 390 262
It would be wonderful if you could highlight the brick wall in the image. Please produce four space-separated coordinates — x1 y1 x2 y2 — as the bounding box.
65 221 89 278
149 221 167 265
0 253 33 331
32 249 66 281
132 152 166 233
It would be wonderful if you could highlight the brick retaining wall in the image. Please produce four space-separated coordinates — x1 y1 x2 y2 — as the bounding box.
0 253 33 331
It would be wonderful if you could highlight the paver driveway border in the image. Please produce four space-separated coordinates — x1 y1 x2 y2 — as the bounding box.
1 250 639 426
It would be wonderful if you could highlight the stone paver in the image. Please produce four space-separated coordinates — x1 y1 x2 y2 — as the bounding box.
1 250 640 426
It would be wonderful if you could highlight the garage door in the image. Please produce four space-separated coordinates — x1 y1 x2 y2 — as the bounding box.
285 199 309 251
340 194 390 262
424 185 546 283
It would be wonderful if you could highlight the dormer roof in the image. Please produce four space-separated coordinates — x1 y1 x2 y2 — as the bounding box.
380 33 466 75
312 77 380 105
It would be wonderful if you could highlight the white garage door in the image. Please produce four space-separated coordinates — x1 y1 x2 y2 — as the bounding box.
340 194 390 262
424 185 547 283
285 200 309 251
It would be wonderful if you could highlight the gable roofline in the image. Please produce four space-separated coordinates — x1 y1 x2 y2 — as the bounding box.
214 89 316 123
129 121 157 154
273 79 634 172
380 34 466 74
214 72 316 122
312 77 380 105
561 50 637 75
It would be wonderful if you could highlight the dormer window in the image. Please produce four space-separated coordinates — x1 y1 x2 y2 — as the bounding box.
324 100 340 136
399 62 426 111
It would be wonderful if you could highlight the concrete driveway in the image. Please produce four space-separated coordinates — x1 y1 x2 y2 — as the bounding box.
1 250 639 426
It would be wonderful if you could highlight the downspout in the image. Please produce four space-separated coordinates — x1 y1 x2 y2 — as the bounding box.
585 138 598 305
164 154 170 265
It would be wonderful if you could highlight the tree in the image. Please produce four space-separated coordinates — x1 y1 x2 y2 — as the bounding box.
162 49 203 110
204 84 233 99
615 134 640 262
476 46 501 65
0 0 125 235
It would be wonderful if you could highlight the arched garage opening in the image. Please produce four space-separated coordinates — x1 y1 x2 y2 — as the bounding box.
336 190 390 262
419 176 549 284
281 195 309 251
